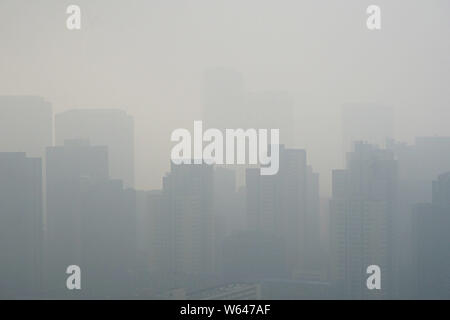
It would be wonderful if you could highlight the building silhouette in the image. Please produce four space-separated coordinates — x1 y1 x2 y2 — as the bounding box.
0 153 43 298
330 142 397 299
136 190 164 272
55 109 135 188
387 136 450 297
45 140 136 298
412 172 450 299
203 69 296 186
135 189 169 294
213 167 245 276
245 145 320 277
161 162 215 290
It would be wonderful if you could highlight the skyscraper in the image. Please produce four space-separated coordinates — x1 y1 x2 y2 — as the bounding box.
135 189 169 294
387 136 450 297
0 153 43 298
55 109 135 188
304 165 321 270
245 145 319 276
412 173 450 299
45 140 136 298
162 162 215 290
213 167 245 276
330 142 397 299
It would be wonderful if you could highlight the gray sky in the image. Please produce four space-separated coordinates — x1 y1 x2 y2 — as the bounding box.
1 0 449 194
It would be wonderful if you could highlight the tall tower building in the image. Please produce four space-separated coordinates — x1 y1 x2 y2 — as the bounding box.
203 69 296 186
213 167 246 276
162 162 215 290
0 153 43 298
246 146 319 275
412 172 450 299
46 140 136 298
55 109 134 188
387 136 450 297
135 189 169 294
330 142 397 299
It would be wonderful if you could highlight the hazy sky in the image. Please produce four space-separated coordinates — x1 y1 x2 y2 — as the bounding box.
1 0 449 194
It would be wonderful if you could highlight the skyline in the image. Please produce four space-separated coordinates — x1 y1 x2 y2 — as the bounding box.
1 95 450 299
1 0 449 302
1 1 450 194
2 93 450 197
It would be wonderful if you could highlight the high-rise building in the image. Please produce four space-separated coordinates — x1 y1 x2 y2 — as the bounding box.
330 142 397 299
136 190 164 271
213 168 246 276
0 96 52 158
45 140 136 298
0 153 43 298
245 146 319 275
412 173 450 299
387 136 450 297
203 69 296 186
55 109 134 188
304 165 321 268
134 189 171 294
162 162 215 290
